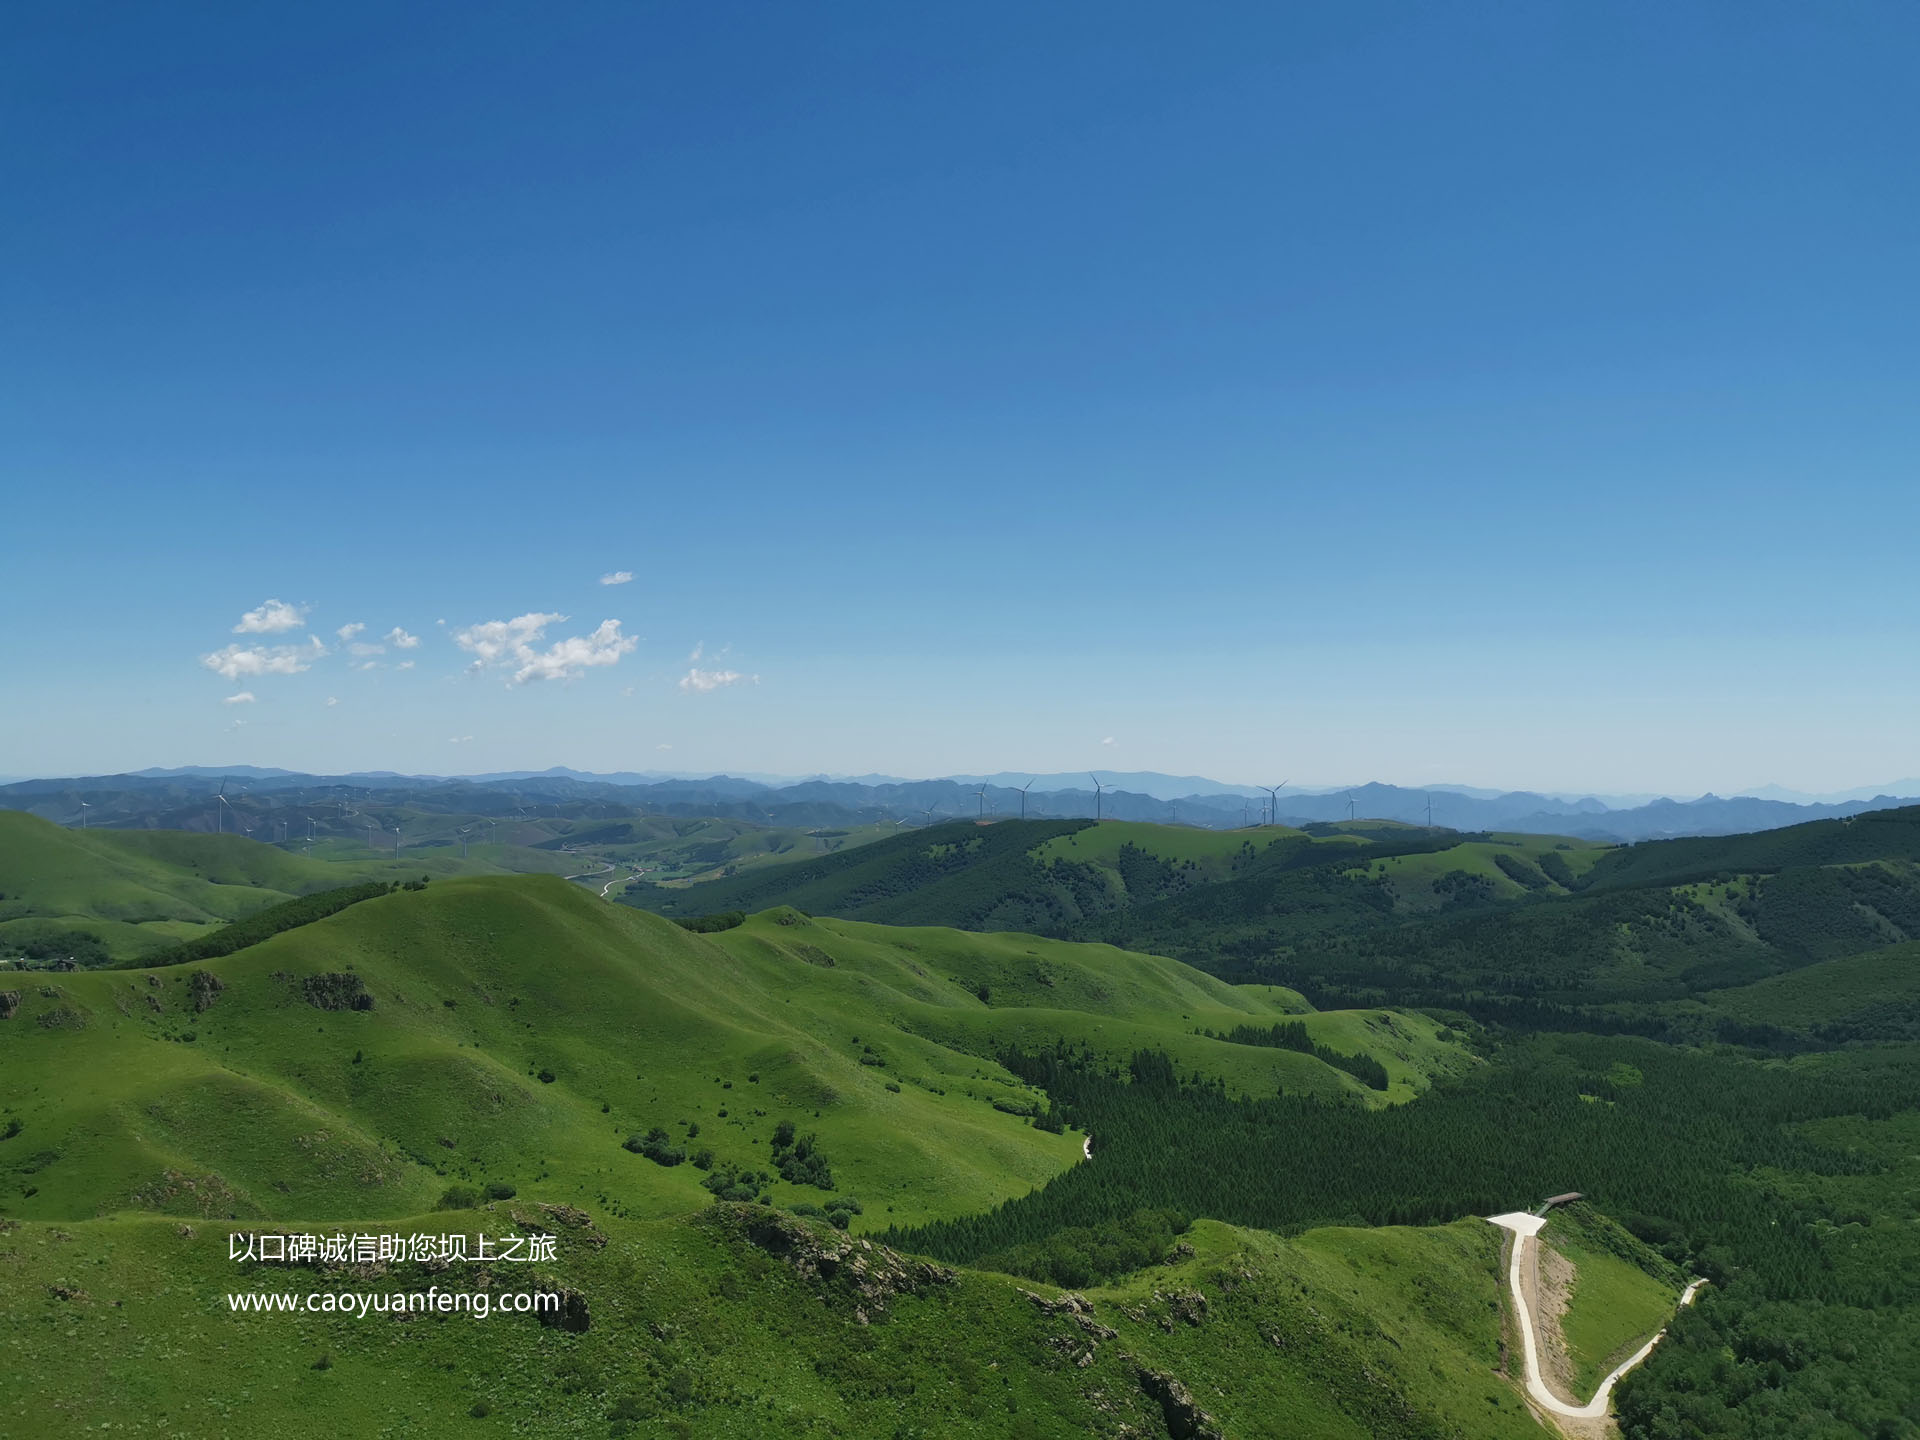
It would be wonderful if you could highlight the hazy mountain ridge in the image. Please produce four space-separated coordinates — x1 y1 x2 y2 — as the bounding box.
5 767 1918 842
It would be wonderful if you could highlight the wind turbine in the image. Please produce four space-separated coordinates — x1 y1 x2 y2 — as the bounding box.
1018 779 1034 820
1426 793 1434 828
975 787 988 818
77 799 91 829
1346 791 1358 822
1267 781 1289 827
1089 774 1104 822
459 827 471 859
393 825 403 857
216 784 235 836
922 806 936 828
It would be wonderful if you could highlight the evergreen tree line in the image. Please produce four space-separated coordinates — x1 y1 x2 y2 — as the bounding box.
113 880 407 970
885 1037 1916 1303
882 1036 1920 1437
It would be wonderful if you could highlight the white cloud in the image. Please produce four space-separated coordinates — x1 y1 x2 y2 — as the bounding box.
325 696 339 707
679 666 752 693
1101 736 1117 746
223 691 257 705
599 570 634 586
234 599 307 634
348 641 385 657
396 660 416 671
448 735 474 744
513 619 637 685
201 636 324 681
453 612 637 686
385 627 420 649
336 621 365 641
656 743 673 750
454 612 564 668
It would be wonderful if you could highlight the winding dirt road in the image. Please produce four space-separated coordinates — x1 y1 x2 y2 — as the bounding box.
1486 1211 1705 1422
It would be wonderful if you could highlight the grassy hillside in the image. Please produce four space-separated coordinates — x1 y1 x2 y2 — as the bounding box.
3 822 1913 1435
0 1207 1547 1440
1540 1202 1685 1398
701 916 1471 1106
629 818 1104 928
0 877 1456 1234
0 870 1532 1438
627 818 1473 937
0 812 482 962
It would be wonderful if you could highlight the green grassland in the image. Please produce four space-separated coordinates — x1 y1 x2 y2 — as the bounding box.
1541 1203 1683 1398
1348 833 1611 910
710 916 1474 1106
0 866 1514 1439
0 1206 1541 1439
328 811 903 891
0 811 511 962
629 817 1422 936
1 877 1462 1234
0 808 905 967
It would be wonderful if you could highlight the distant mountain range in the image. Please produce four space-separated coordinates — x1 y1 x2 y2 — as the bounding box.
4 765 1918 843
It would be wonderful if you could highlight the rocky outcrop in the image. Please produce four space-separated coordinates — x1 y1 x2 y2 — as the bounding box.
535 1284 590 1332
301 972 372 1011
1020 1289 1118 1340
0 991 19 1020
1158 1287 1209 1326
511 1202 608 1250
712 1204 953 1323
1135 1365 1223 1440
188 970 225 1013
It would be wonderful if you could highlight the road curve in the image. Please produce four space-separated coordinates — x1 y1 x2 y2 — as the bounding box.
1486 1212 1705 1421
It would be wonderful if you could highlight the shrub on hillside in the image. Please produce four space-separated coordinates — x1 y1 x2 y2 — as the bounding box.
771 1128 833 1190
674 912 745 933
625 1128 687 1166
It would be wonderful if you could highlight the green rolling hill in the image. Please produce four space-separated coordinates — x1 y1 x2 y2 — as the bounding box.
0 868 1541 1438
622 816 1522 935
1 1204 1545 1439
4 809 1916 1436
0 811 511 963
0 876 1464 1231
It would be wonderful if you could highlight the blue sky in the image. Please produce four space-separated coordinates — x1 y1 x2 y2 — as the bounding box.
4 2 1916 794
